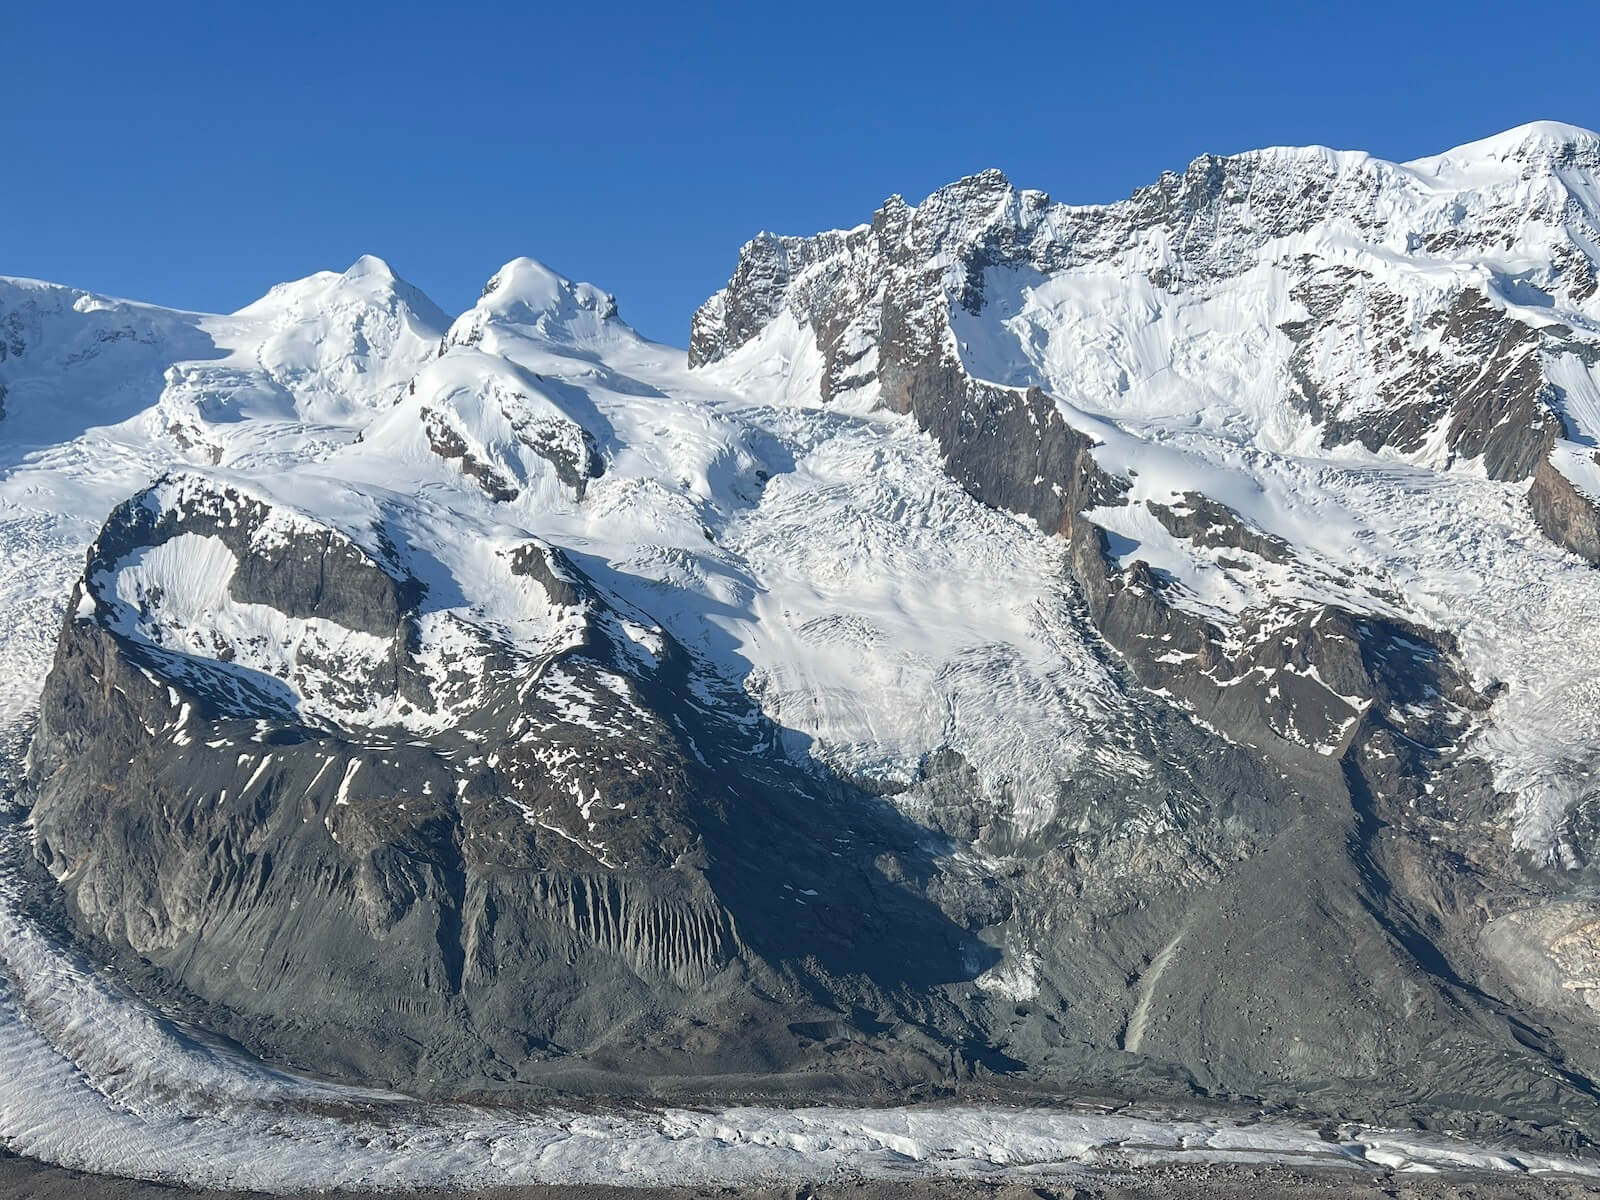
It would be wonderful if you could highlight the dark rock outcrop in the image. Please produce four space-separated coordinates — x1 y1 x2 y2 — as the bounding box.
26 482 1006 1098
1530 455 1600 563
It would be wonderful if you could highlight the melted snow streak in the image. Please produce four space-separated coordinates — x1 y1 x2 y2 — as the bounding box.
0 819 1590 1189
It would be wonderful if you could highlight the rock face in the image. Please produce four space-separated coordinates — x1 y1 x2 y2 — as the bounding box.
693 125 1600 785
1531 454 1600 562
29 471 1023 1093
10 125 1600 1146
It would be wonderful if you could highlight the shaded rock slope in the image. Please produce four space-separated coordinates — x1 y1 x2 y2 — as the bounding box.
8 123 1600 1147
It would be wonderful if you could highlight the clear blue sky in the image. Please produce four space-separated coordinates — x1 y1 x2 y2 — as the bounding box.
4 0 1596 343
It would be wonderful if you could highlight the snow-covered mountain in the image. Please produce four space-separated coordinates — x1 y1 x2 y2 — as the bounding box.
7 122 1600 1148
694 120 1600 853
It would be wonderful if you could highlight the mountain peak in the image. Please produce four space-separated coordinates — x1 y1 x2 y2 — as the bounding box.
235 255 447 332
340 253 400 284
479 256 616 315
1407 120 1600 174
917 167 1027 212
1456 119 1599 153
456 256 623 346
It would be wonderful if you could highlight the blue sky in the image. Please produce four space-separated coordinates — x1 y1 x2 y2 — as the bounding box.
4 1 1597 343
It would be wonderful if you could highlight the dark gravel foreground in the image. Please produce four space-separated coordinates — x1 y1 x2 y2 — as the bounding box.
4 1150 1600 1200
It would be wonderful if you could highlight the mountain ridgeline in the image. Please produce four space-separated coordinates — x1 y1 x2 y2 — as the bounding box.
7 124 1600 1146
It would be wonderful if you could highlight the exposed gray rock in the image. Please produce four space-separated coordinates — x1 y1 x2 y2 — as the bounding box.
1145 494 1293 565
421 396 604 502
423 407 522 501
1530 456 1600 563
83 475 423 640
26 483 1014 1098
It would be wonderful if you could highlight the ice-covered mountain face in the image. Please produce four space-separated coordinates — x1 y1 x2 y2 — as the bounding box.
0 258 446 725
12 124 1600 1147
693 120 1600 857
